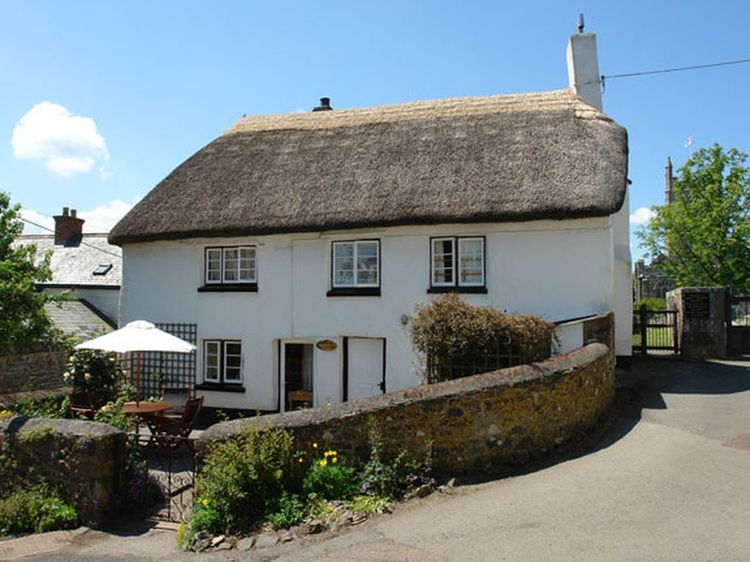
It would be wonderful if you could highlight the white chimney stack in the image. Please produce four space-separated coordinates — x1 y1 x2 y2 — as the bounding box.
566 14 603 111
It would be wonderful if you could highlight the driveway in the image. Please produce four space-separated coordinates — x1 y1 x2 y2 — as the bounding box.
6 357 750 561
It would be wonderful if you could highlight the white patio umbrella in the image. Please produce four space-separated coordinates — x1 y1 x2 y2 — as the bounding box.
75 320 196 403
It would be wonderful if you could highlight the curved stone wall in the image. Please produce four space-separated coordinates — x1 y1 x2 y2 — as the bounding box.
200 341 615 474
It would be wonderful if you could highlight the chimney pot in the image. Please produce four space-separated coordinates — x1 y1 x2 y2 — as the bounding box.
312 97 333 112
62 207 69 217
71 209 77 218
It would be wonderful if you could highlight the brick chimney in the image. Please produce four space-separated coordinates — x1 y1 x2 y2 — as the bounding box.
566 14 603 111
53 207 84 246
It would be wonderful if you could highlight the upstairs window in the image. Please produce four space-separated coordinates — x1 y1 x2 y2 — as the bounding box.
203 246 257 288
430 237 486 292
328 240 381 296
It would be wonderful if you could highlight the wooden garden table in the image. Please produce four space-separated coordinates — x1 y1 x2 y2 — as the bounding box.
123 400 170 434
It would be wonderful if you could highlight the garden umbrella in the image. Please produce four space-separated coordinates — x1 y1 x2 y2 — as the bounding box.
75 320 196 402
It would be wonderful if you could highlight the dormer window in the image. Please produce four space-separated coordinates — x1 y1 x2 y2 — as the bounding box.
92 263 113 276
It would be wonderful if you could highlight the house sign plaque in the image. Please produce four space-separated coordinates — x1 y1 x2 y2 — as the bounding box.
316 339 337 351
684 292 711 319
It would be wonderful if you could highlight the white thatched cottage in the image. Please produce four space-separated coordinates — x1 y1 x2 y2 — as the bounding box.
110 26 630 413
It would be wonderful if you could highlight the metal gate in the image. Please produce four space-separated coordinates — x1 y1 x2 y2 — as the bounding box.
633 307 680 355
727 293 750 356
138 435 196 523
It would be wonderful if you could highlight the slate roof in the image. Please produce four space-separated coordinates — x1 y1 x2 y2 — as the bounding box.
44 300 115 341
109 88 628 245
16 234 122 288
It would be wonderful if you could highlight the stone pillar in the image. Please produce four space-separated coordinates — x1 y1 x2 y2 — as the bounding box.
667 288 727 360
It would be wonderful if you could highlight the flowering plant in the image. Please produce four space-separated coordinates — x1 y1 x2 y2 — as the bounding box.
63 350 121 406
302 444 357 500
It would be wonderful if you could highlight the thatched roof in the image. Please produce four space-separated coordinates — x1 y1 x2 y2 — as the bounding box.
109 89 627 245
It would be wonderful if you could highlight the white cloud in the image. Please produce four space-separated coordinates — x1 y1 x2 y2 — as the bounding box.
630 206 655 226
20 197 140 234
78 198 139 232
11 101 109 177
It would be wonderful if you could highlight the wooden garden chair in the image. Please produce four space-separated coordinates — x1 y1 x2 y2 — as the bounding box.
145 397 203 451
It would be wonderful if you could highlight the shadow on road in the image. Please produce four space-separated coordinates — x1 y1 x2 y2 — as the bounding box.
459 356 750 487
629 356 750 411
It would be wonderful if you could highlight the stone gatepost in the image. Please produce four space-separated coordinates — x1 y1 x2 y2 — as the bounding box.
667 287 727 360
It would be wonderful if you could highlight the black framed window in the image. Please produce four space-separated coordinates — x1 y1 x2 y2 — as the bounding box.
200 246 257 292
328 240 381 296
203 340 243 385
429 236 486 293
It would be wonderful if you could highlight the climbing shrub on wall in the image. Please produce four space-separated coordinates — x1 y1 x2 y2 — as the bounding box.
410 294 555 383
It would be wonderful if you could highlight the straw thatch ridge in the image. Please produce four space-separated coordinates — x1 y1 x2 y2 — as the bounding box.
109 89 628 245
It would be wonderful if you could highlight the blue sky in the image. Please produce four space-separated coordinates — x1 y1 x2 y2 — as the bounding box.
1 1 748 260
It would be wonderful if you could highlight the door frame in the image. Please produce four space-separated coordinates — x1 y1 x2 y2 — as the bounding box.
277 338 316 412
342 336 386 402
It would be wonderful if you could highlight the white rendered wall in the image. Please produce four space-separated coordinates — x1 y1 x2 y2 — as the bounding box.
119 218 614 411
611 191 633 356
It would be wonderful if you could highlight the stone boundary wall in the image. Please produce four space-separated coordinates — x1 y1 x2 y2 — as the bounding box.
200 342 615 474
0 417 125 527
0 351 69 395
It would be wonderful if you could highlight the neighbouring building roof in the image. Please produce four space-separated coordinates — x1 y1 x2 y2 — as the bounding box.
109 88 628 245
44 299 115 341
16 234 122 288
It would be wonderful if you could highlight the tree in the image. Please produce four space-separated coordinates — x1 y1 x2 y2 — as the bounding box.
0 192 58 354
637 144 750 293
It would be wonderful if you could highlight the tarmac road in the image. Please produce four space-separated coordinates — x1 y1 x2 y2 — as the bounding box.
6 357 750 561
274 358 750 561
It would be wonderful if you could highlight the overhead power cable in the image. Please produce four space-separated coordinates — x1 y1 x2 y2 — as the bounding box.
603 57 750 81
579 57 750 90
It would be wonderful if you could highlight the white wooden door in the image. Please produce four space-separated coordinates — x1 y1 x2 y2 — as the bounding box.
347 337 385 400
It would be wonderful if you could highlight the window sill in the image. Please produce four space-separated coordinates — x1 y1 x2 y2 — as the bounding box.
326 287 381 297
198 284 258 293
195 383 246 393
427 286 488 294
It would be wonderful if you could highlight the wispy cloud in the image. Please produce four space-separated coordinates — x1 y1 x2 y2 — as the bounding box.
21 197 140 234
12 101 109 177
78 198 139 232
629 206 654 226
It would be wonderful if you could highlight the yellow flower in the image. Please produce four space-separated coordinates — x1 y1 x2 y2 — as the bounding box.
319 459 327 467
332 457 338 464
313 442 318 449
201 498 209 507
